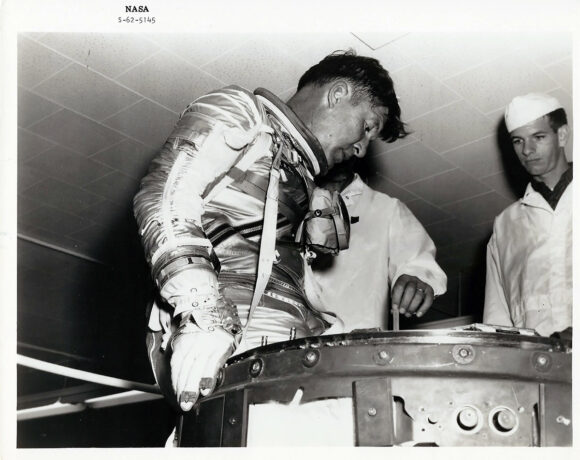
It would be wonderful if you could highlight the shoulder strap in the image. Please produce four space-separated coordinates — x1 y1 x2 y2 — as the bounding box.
238 139 286 345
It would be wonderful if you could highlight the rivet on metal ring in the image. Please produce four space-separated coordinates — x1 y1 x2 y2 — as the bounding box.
452 344 475 364
249 358 263 377
373 349 391 365
532 352 552 372
302 349 320 368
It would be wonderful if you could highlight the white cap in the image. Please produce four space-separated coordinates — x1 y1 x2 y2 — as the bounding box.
504 93 563 132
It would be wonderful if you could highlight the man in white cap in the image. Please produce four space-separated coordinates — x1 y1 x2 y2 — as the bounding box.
483 93 572 337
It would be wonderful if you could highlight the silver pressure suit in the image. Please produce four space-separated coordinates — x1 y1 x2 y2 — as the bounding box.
134 86 342 399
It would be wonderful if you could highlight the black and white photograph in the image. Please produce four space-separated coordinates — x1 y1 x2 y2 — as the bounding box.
1 0 577 455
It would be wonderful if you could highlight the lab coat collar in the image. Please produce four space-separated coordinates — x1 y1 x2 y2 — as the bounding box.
341 174 365 200
521 182 562 212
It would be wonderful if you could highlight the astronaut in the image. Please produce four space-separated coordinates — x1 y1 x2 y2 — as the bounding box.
133 51 409 413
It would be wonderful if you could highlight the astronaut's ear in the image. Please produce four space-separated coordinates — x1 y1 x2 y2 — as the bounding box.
557 124 570 148
327 80 352 108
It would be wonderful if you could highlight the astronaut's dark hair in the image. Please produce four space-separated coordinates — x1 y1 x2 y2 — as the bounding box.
297 50 410 143
547 108 568 132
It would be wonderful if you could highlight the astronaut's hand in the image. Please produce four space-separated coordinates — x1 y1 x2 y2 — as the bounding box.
170 326 235 411
391 274 434 318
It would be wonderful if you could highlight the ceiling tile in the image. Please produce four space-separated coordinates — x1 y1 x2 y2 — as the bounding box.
444 54 557 114
67 223 116 247
406 168 490 206
548 88 573 121
369 133 417 156
366 174 417 202
18 164 45 192
17 223 105 262
282 32 411 75
26 145 114 188
287 33 381 66
37 33 160 78
146 33 252 68
18 128 55 163
543 58 572 95
202 39 306 96
392 32 517 80
18 87 61 128
391 65 459 121
435 236 488 270
17 36 71 89
20 178 103 214
83 171 140 205
18 196 42 218
18 240 77 276
442 135 504 179
410 100 494 153
18 223 68 248
57 257 113 287
480 172 524 201
442 192 513 226
424 218 482 248
473 220 494 240
102 100 178 148
367 140 454 185
352 32 409 50
404 198 450 227
28 109 125 156
513 32 573 67
19 205 92 236
91 139 157 179
34 64 141 121
117 52 222 113
20 32 47 40
20 285 90 324
76 199 131 227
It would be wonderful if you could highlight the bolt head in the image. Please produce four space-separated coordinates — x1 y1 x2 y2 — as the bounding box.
367 407 377 417
249 359 263 377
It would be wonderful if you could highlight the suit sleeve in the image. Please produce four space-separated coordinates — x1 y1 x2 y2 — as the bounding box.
133 86 268 315
388 201 447 296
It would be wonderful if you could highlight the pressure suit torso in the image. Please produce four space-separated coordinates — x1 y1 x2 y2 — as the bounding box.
134 85 334 357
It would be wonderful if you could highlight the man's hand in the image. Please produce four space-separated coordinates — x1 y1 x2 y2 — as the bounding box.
550 326 572 342
391 274 434 318
170 328 235 411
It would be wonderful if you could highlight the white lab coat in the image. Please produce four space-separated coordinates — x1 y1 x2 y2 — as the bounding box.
307 175 447 331
483 182 573 336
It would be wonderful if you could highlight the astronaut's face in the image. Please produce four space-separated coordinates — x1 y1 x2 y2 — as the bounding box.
510 116 569 185
309 83 387 169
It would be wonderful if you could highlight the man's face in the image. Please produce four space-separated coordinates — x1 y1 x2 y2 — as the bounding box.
510 116 568 182
310 94 387 169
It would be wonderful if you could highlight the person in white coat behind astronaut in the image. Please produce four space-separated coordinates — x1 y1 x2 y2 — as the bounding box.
306 161 447 331
483 93 572 339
